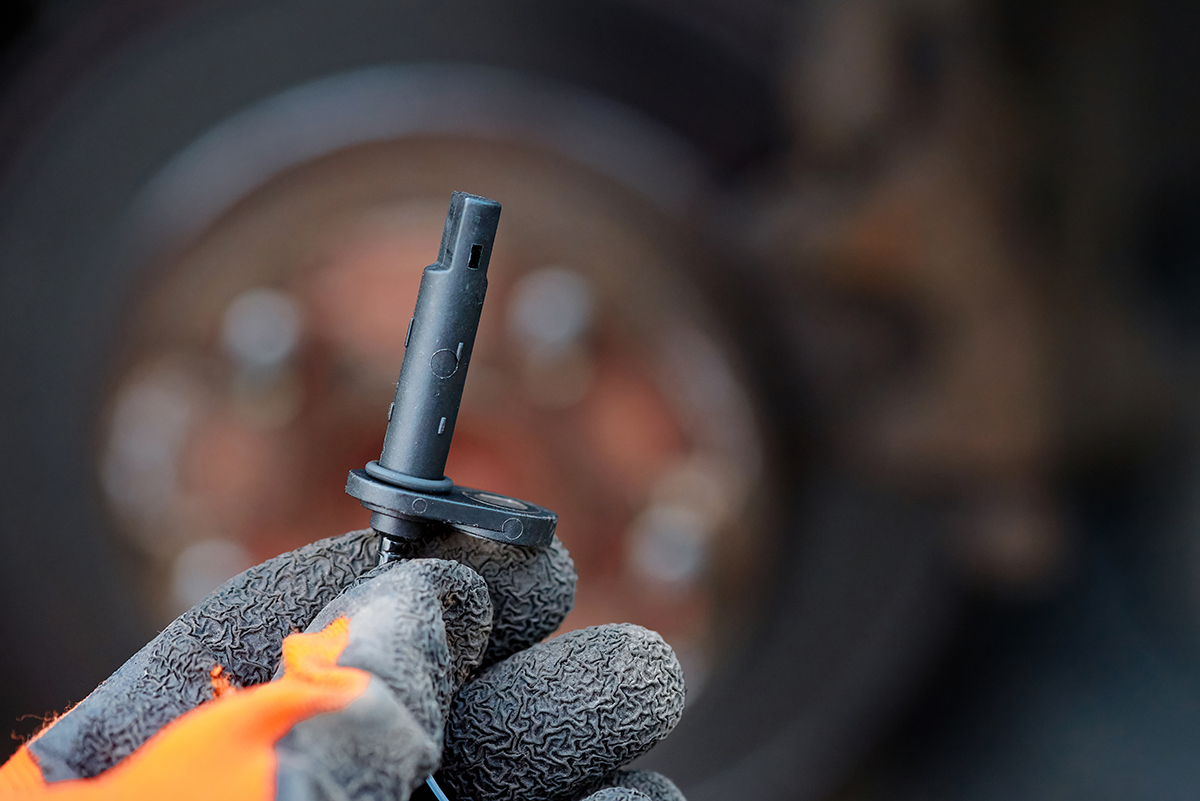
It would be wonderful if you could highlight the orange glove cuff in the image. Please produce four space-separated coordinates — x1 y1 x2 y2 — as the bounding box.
0 617 368 801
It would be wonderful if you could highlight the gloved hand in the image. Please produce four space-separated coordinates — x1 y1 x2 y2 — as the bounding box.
0 528 687 801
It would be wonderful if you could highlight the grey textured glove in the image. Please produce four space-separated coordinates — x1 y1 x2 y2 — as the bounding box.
27 528 687 801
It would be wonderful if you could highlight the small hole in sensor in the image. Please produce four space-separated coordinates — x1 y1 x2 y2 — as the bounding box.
468 243 483 269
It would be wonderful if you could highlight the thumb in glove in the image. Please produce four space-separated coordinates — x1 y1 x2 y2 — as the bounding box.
276 558 493 801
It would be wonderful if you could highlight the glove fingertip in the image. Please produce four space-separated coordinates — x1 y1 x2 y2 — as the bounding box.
598 770 687 801
581 789 651 801
379 529 577 665
442 623 685 801
481 536 577 665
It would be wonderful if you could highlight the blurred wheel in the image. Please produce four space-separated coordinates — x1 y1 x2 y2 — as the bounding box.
0 2 952 799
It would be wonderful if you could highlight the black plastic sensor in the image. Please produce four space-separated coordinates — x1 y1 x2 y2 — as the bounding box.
345 191 557 564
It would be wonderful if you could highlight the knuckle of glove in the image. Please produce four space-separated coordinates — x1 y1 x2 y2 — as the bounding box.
440 623 686 801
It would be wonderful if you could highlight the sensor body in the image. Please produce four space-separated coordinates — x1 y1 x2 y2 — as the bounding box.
345 191 557 563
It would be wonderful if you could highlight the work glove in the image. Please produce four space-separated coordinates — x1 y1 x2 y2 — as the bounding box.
0 528 687 801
